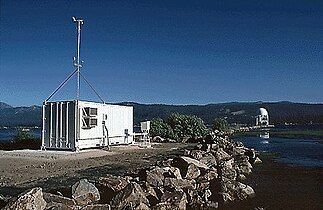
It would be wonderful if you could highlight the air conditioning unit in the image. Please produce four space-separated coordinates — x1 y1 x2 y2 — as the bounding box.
84 107 98 116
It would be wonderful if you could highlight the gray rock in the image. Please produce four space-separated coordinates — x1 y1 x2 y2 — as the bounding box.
218 192 234 204
43 192 76 207
197 169 218 184
189 150 205 160
185 164 200 179
186 189 204 209
254 157 262 164
221 166 237 180
199 153 217 167
139 167 165 187
139 181 159 206
98 174 130 192
164 177 196 190
153 136 165 143
72 179 100 206
110 182 149 210
163 167 182 179
236 182 255 200
160 190 187 210
213 148 231 161
45 202 78 210
4 187 47 210
81 204 111 210
134 202 150 210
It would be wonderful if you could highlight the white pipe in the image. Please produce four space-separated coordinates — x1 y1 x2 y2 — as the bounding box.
56 103 59 148
66 102 69 148
50 103 53 147
60 102 63 148
41 103 45 149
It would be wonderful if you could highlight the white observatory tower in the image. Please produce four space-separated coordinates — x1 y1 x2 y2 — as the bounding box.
255 108 269 126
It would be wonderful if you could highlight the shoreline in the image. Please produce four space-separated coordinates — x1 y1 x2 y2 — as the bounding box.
232 131 323 141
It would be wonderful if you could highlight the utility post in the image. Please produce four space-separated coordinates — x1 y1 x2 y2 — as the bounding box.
72 17 84 100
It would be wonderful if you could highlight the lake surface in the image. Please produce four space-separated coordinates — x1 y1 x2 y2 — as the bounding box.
0 128 41 141
237 136 323 168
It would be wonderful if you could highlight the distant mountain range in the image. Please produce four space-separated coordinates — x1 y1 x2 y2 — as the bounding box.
0 101 322 126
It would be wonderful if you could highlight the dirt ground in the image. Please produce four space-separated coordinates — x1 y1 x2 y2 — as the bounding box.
0 143 194 197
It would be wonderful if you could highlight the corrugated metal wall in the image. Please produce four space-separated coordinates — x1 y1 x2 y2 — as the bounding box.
43 101 76 149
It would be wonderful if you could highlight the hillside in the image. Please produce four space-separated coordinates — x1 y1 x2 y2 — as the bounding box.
0 101 322 126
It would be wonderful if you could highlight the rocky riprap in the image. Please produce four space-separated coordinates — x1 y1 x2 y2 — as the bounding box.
2 133 261 210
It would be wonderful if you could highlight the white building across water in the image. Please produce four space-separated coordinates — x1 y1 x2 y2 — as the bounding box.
255 108 269 126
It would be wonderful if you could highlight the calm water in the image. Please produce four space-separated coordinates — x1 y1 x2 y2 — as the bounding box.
237 136 323 168
0 128 41 141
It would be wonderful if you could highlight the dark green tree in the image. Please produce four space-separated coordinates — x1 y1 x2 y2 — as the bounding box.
212 118 229 131
150 118 176 139
166 113 208 140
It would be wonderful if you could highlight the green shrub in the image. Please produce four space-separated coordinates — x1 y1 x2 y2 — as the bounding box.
0 129 40 150
166 113 208 140
212 118 229 132
15 129 36 141
150 118 176 139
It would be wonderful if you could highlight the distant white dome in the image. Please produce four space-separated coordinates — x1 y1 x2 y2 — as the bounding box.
258 108 268 116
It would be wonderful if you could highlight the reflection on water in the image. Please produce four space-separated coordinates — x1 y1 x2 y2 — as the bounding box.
236 136 323 168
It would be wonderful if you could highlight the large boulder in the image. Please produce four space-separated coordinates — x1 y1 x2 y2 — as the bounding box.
185 164 200 180
189 150 205 160
43 192 76 207
197 169 218 183
110 182 149 210
45 202 78 210
139 181 159 206
213 148 231 162
172 156 209 178
152 136 165 143
81 204 111 210
72 179 100 206
43 192 77 209
162 167 182 179
4 187 47 210
199 153 217 167
235 182 255 200
98 174 130 192
139 167 165 187
160 190 187 210
164 178 196 191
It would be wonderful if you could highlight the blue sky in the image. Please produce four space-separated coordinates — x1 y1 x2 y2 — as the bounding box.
1 0 322 106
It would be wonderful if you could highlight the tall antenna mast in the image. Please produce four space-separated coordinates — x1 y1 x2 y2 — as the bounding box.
72 17 84 100
45 17 105 104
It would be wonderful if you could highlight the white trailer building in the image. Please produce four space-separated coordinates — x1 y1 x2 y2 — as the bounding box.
41 17 135 151
42 100 133 150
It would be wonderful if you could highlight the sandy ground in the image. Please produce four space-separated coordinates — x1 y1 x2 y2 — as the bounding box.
0 143 194 197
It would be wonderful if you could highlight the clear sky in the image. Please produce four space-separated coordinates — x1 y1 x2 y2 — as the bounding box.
1 0 322 106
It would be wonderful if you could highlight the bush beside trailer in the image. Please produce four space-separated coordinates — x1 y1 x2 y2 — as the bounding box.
41 100 133 151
